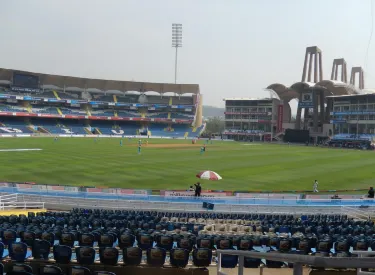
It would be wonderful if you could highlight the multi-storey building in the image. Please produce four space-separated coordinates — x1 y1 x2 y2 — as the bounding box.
327 93 375 136
223 98 284 141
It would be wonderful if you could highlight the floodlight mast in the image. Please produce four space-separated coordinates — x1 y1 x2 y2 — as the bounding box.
172 23 182 84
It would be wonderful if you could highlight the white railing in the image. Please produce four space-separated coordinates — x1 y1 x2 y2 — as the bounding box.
0 193 18 203
355 251 375 275
0 201 45 210
341 205 373 221
216 250 375 275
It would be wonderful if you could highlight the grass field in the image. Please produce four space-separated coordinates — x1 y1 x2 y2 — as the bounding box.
0 137 374 192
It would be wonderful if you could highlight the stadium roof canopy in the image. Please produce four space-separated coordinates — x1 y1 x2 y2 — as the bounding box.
0 68 200 95
267 80 361 102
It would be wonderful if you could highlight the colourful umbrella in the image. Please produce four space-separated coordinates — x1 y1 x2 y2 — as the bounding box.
196 170 222 181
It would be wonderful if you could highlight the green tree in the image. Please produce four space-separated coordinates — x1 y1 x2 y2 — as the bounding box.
204 116 225 135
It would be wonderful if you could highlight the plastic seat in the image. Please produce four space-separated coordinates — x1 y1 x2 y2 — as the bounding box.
21 231 35 247
177 238 194 252
98 234 114 248
32 239 51 260
41 232 55 244
192 248 212 267
40 265 63 275
118 233 135 249
7 263 32 275
70 266 91 275
53 245 72 264
78 233 94 247
147 247 166 267
156 235 173 251
2 229 17 245
93 272 116 275
76 246 96 265
170 248 189 268
9 242 28 262
59 232 75 247
137 234 154 250
99 247 119 265
123 247 142 266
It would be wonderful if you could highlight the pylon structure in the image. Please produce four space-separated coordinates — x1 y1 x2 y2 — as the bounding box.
330 58 347 82
296 46 325 132
301 46 323 83
349 67 364 89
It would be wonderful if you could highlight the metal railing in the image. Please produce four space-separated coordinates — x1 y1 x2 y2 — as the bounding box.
0 193 44 210
216 250 375 275
355 251 375 275
341 205 373 221
1 186 375 207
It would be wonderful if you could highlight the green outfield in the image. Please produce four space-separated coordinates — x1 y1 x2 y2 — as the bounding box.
0 137 374 192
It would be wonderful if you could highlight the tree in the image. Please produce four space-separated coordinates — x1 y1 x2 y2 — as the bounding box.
204 116 225 135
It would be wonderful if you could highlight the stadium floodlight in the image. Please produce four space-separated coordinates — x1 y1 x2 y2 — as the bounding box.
172 23 182 84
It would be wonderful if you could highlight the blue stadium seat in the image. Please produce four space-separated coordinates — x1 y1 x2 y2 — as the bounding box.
32 239 51 260
123 247 143 266
119 233 135 249
170 248 189 268
192 248 212 267
2 229 17 245
70 266 91 275
76 246 96 265
9 242 28 262
7 263 33 275
21 231 35 247
53 245 72 264
146 247 166 267
78 233 94 247
99 247 119 265
40 265 63 275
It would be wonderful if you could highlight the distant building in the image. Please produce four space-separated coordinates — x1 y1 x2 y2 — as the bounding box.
223 97 284 141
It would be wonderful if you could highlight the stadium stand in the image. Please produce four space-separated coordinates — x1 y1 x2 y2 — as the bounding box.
0 68 203 138
0 208 370 273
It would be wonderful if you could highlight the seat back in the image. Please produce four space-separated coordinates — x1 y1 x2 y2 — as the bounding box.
177 238 194 252
98 234 114 248
9 242 28 262
217 239 233 250
156 235 173 251
146 247 166 267
70 266 91 275
137 234 154 250
7 263 32 275
60 232 75 247
93 272 116 275
237 239 253 250
123 247 142 266
32 239 51 260
21 231 35 247
41 232 55 244
170 248 189 268
53 245 72 264
40 265 63 275
79 233 94 247
76 246 96 265
197 238 214 249
99 247 119 265
2 229 17 245
118 233 135 249
192 248 212 267
220 249 238 268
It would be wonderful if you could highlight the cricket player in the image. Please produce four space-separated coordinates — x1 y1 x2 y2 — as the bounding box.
200 146 205 155
313 180 319 193
138 144 142 154
120 139 123 146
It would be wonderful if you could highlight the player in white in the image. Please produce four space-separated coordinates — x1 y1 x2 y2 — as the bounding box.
313 180 319 192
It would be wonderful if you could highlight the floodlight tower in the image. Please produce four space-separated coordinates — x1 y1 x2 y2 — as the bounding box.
172 23 182 84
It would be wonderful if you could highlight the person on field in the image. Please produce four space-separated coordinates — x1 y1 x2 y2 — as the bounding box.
138 144 142 154
313 180 319 193
120 139 123 146
200 146 205 155
368 187 374 198
194 182 202 197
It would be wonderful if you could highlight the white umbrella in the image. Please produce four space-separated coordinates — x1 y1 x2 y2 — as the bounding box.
196 170 222 181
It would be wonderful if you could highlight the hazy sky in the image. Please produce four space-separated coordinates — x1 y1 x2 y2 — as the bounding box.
0 0 374 107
